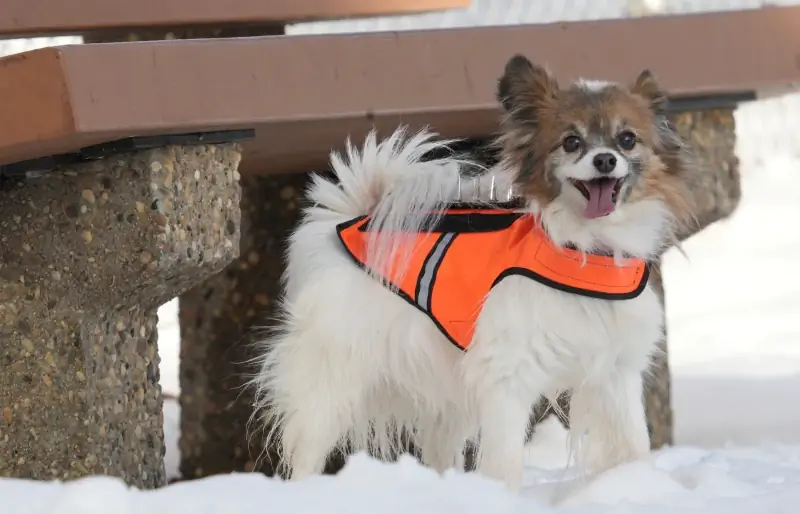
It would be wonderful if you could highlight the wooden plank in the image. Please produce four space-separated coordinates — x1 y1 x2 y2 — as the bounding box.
1 6 799 176
0 0 469 38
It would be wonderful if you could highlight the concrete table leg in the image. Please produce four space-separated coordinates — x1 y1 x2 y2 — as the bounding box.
82 19 285 483
671 109 742 239
179 173 307 479
0 144 242 487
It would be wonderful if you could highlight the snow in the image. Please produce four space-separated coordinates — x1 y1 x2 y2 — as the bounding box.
665 152 800 448
3 441 800 513
4 35 800 514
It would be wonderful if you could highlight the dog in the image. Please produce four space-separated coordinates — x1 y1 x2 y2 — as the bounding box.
251 54 696 491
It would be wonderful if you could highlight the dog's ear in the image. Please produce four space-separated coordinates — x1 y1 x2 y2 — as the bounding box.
497 54 559 120
632 69 667 115
635 70 683 154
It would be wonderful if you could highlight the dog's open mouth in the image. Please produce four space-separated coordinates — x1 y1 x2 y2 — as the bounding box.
569 177 624 219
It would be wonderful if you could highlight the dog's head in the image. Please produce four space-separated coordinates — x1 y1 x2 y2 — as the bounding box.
495 54 695 257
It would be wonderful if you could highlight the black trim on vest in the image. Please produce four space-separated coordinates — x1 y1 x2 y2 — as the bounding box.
358 209 525 234
492 264 651 301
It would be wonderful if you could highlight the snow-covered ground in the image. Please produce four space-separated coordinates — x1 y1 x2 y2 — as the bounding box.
3 442 800 514
4 25 800 514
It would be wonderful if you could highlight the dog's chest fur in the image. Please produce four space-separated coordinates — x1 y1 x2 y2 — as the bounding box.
470 274 663 391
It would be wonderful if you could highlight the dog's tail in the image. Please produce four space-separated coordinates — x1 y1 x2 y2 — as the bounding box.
307 126 470 283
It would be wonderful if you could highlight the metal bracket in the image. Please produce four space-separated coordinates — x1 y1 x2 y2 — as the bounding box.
0 129 255 181
666 91 756 113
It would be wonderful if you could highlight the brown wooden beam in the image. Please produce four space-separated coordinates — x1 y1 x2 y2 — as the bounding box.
0 0 469 38
1 7 797 176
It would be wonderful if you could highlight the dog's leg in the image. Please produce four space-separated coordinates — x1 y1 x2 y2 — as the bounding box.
281 404 345 480
418 413 467 473
568 369 650 475
473 389 532 491
267 330 370 480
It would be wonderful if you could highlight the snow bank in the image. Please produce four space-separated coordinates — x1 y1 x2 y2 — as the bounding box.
3 442 800 514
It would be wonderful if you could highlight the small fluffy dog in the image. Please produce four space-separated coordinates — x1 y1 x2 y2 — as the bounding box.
252 54 695 491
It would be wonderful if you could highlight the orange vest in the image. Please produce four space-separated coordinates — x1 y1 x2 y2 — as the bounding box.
336 206 650 350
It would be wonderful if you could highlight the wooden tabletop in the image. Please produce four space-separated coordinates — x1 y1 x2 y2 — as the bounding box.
0 0 469 38
1 6 799 176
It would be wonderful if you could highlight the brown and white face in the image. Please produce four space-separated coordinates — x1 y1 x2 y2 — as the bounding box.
496 54 692 226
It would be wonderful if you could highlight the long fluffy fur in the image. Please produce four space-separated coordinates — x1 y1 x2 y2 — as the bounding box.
308 127 489 285
251 66 693 491
250 128 475 472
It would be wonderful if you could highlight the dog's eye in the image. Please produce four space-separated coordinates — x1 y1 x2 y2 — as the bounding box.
617 131 637 151
562 135 582 153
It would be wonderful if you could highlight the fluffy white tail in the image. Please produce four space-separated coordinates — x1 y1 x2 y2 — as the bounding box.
307 126 472 283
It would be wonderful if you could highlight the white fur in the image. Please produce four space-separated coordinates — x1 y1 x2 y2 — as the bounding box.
251 126 675 491
577 79 613 92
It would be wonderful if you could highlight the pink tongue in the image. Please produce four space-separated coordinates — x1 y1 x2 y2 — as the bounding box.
582 180 617 219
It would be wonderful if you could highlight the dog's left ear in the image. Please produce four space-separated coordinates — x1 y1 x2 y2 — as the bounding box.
632 69 668 115
635 70 684 153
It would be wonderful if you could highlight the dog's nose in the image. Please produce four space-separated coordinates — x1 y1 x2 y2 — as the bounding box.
592 153 617 174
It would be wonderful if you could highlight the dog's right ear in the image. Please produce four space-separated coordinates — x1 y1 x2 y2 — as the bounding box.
497 54 558 119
